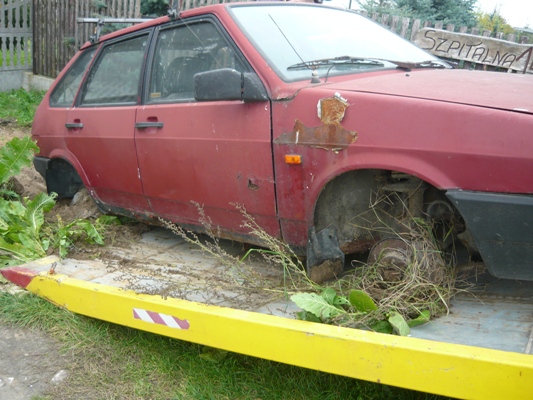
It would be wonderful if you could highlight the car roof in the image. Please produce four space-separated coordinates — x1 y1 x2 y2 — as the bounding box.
80 2 321 49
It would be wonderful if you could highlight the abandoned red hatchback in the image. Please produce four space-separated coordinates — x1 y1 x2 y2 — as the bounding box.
32 2 533 282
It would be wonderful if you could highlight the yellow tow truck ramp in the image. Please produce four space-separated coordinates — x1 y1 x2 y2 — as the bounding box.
2 228 533 400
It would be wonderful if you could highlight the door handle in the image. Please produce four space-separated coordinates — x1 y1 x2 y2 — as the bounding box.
135 121 164 129
65 122 84 129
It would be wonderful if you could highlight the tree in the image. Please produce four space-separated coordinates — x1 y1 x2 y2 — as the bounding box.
432 0 477 26
477 9 514 36
141 0 169 17
392 0 434 20
356 0 397 14
359 0 478 26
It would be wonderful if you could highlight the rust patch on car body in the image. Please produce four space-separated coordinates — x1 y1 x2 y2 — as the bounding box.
247 179 259 191
274 94 357 151
318 94 349 125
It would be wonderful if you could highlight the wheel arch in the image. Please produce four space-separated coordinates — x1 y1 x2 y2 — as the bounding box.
45 151 91 198
310 165 461 254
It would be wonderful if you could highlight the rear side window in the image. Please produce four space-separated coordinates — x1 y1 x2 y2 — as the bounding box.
49 47 96 107
148 21 245 103
80 34 149 106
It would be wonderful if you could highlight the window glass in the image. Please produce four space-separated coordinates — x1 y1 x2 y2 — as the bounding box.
230 4 443 82
80 34 148 106
49 47 96 107
148 21 244 103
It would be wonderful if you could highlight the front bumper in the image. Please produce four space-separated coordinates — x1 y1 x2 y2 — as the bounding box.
447 190 533 281
33 156 50 180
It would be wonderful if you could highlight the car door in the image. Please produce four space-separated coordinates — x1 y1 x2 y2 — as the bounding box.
135 19 279 238
35 46 97 197
65 32 152 213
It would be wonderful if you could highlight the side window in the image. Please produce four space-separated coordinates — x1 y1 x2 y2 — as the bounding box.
80 34 148 106
148 21 245 103
49 47 96 107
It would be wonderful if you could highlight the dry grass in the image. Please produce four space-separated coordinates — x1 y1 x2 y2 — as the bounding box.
337 218 455 329
159 202 319 293
160 198 460 332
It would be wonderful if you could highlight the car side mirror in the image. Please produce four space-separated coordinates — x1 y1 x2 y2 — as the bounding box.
194 68 268 102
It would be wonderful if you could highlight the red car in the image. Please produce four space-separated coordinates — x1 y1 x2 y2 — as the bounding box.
32 2 533 282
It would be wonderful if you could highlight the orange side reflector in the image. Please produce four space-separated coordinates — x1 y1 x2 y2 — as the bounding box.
284 154 302 165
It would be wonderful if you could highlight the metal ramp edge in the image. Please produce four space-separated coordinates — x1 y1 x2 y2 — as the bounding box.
2 264 533 400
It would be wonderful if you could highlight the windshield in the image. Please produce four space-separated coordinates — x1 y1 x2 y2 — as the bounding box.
229 4 442 82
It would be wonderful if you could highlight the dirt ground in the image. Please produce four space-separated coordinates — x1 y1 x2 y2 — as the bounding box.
0 315 72 400
0 125 147 399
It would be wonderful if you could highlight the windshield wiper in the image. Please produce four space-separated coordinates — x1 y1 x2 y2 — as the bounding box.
371 59 450 70
287 56 384 70
287 57 450 72
413 60 449 69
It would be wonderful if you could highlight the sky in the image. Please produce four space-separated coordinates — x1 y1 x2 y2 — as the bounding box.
475 0 532 28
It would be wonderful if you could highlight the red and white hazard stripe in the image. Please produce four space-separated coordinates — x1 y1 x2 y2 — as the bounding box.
133 308 190 330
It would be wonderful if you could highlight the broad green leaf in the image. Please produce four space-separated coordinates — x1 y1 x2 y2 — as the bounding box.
291 293 346 320
24 192 56 234
349 289 378 312
0 197 26 221
333 296 350 306
75 220 104 245
0 188 19 200
0 237 35 263
96 215 121 225
41 238 50 251
388 311 410 336
16 232 45 258
0 136 38 185
321 287 337 303
372 320 393 334
1 258 27 267
0 216 8 232
296 311 322 323
408 310 431 328
321 288 350 307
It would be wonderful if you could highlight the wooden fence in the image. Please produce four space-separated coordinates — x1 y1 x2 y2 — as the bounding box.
362 11 531 44
32 0 141 78
0 0 32 71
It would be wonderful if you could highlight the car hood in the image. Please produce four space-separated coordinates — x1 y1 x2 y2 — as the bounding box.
323 69 533 114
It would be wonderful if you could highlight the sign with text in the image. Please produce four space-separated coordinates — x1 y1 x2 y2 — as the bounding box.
414 28 533 73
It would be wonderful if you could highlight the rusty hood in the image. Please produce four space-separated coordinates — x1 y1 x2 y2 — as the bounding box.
323 69 533 114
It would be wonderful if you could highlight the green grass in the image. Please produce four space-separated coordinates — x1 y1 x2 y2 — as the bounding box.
0 291 451 400
0 88 45 127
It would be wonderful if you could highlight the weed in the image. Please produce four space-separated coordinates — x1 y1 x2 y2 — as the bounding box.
161 197 457 336
0 136 107 266
293 193 457 335
159 202 241 270
0 88 44 127
233 203 319 291
159 202 320 297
